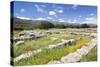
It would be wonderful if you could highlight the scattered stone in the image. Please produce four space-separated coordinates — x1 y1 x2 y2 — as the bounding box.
61 39 66 42
20 36 25 40
36 49 42 53
50 37 58 41
76 46 89 56
69 39 76 45
14 38 97 63
48 38 97 64
56 42 65 46
48 44 57 49
48 61 61 64
61 52 82 63
15 40 24 45
14 51 33 62
18 31 46 40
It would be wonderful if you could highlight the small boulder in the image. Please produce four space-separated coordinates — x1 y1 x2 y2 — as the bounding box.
16 40 24 45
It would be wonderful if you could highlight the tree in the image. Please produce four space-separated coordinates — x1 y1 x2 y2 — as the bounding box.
35 20 54 29
81 24 90 28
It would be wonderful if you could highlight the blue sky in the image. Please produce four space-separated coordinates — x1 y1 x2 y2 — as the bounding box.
11 1 97 24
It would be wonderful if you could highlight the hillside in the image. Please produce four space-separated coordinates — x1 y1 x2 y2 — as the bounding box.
11 17 97 30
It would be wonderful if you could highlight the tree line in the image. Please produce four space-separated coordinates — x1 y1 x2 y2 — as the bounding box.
12 17 97 30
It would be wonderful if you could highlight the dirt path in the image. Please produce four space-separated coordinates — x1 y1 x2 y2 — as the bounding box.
48 38 97 64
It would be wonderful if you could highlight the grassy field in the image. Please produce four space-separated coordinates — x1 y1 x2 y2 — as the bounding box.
11 28 97 66
13 32 72 57
80 46 97 62
13 36 92 66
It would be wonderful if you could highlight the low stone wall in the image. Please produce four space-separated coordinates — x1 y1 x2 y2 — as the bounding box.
48 38 97 64
14 38 76 62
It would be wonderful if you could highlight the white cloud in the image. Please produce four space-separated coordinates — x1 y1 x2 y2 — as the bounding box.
20 9 25 12
90 13 94 16
69 19 78 23
86 17 94 21
71 22 76 23
78 16 82 20
52 4 64 14
54 7 63 14
35 4 44 13
40 5 46 8
72 4 78 9
73 19 77 22
36 17 45 20
67 20 71 23
15 13 18 16
47 17 52 19
49 11 56 16
58 19 65 22
58 10 63 13
86 18 89 20
17 16 31 20
79 16 82 18
83 17 97 24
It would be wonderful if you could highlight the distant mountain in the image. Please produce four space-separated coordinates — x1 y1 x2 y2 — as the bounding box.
11 17 97 30
11 17 54 30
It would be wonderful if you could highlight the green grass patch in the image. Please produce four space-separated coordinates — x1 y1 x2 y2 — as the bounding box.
13 36 91 66
13 33 71 57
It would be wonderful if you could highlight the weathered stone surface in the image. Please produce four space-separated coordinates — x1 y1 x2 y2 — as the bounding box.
14 51 33 62
14 38 97 63
48 38 97 64
14 38 77 62
18 31 46 40
48 44 57 49
15 40 24 45
61 52 82 63
48 61 61 64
